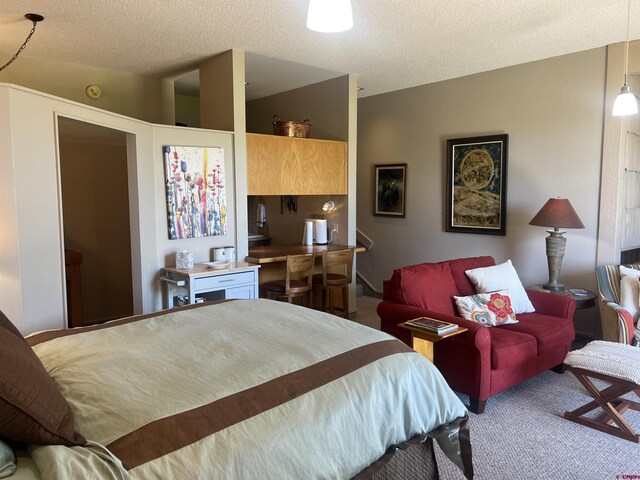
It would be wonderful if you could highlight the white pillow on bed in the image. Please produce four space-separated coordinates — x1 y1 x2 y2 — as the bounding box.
465 259 535 314
0 439 16 479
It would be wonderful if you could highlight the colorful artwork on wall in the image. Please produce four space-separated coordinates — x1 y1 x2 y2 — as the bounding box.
163 145 227 239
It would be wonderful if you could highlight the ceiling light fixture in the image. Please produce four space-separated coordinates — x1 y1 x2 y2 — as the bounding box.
613 0 638 116
307 0 353 33
0 13 44 73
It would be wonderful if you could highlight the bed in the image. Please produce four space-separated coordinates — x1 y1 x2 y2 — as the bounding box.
1 299 472 479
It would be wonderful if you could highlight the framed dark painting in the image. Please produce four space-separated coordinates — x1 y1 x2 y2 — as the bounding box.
374 163 406 217
445 134 508 235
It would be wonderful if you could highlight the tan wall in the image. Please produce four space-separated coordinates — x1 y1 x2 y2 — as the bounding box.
246 76 349 141
175 94 201 128
357 48 606 337
247 195 347 245
0 55 174 124
59 137 134 324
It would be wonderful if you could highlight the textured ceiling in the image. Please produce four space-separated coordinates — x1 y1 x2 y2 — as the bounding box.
0 0 638 99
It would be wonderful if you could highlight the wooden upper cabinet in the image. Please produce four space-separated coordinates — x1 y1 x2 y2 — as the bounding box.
246 133 347 195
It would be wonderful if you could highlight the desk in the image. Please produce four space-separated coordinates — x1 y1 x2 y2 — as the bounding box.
246 244 365 264
161 262 260 308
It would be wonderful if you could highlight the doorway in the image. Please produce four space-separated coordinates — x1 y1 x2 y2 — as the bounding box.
57 117 134 326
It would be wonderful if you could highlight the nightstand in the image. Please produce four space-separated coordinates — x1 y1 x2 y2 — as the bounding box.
527 284 597 310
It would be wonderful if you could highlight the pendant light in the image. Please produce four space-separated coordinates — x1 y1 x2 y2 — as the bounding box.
307 0 353 33
613 0 638 116
0 14 44 73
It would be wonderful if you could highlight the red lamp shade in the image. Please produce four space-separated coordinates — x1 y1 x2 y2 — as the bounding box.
529 198 584 229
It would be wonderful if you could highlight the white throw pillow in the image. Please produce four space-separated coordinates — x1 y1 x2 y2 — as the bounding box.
620 265 640 278
465 259 535 314
619 273 640 324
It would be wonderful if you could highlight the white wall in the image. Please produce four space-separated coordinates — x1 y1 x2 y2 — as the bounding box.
0 83 234 334
357 48 606 336
152 126 236 266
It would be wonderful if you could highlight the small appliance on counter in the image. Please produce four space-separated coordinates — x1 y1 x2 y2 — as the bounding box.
302 218 328 245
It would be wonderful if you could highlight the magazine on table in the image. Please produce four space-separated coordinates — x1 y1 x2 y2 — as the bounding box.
405 317 459 334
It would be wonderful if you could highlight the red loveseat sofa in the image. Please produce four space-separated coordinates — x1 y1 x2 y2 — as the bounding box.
377 256 576 413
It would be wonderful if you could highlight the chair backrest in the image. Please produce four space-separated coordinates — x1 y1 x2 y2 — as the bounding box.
285 254 315 295
595 263 640 303
595 265 621 303
320 249 353 286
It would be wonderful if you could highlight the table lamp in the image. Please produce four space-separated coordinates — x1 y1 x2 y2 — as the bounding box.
529 198 584 291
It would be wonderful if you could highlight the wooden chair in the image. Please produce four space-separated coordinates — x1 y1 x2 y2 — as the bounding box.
264 254 315 306
312 249 353 317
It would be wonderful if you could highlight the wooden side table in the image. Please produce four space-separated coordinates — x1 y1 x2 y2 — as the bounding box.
527 284 597 309
399 322 468 362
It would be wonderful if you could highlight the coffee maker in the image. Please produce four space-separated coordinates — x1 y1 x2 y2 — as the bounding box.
302 219 328 245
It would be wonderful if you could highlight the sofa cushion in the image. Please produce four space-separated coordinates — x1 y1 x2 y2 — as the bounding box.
465 259 535 314
500 312 574 355
454 290 518 326
490 328 538 370
399 262 459 316
448 256 495 296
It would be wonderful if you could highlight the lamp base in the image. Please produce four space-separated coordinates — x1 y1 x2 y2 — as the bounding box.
543 282 565 292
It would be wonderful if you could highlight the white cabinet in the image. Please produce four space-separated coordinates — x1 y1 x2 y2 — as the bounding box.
161 262 260 308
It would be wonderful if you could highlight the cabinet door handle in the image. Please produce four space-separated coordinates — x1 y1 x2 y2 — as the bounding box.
219 279 235 283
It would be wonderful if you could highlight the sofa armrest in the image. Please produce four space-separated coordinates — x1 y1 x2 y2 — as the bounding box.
525 289 576 319
377 301 490 350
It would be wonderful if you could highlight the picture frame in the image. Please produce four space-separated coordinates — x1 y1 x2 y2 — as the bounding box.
163 145 228 239
445 134 508 235
374 163 406 217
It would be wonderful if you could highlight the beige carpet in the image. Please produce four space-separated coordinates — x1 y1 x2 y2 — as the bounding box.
353 295 382 330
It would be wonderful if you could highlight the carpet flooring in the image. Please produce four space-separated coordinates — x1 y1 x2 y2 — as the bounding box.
353 295 640 479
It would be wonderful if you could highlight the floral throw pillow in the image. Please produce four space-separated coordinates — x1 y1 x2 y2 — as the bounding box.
454 290 518 326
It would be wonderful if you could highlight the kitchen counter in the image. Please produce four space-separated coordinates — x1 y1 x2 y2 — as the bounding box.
246 244 365 264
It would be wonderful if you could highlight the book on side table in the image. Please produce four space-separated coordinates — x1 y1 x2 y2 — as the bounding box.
405 317 459 335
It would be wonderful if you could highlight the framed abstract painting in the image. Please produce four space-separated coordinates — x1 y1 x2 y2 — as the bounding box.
163 145 228 240
445 134 508 235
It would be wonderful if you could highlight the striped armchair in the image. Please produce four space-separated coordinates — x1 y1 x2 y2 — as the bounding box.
595 264 640 345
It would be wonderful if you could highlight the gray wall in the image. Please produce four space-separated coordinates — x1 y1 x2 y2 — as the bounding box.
357 48 606 337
